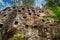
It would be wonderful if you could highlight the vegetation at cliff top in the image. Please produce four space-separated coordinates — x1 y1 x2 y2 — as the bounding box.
43 0 60 20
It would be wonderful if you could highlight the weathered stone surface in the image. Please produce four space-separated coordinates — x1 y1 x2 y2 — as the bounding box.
0 6 60 40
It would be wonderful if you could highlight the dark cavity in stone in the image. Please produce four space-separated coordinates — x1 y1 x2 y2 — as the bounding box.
23 16 27 19
25 25 29 28
0 24 3 28
14 21 18 25
3 14 6 17
33 25 37 28
28 12 31 15
18 10 21 12
22 8 25 10
32 9 35 13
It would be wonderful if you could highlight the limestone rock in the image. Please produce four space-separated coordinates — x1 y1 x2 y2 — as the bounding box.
0 6 58 40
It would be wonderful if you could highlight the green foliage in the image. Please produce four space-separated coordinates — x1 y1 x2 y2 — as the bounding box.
11 0 35 6
11 0 21 6
0 36 2 40
45 0 60 6
22 0 35 6
50 6 60 20
44 0 60 20
43 6 60 20
13 34 24 40
43 15 57 19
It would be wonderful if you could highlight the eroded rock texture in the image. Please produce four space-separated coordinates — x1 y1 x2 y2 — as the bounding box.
0 6 59 40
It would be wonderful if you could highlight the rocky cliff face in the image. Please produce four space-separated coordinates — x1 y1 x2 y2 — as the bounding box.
0 6 60 40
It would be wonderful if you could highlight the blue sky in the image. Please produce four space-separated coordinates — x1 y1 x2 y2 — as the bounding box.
0 0 46 10
0 0 13 10
36 0 46 8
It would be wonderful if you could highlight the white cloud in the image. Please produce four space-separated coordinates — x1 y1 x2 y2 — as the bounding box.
0 0 5 6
